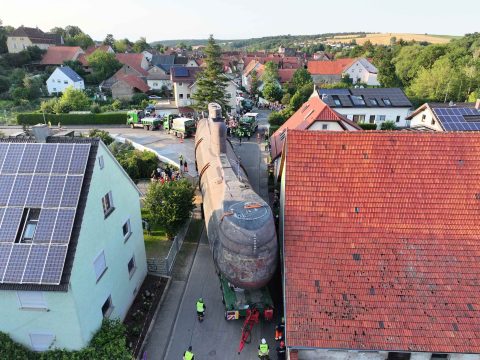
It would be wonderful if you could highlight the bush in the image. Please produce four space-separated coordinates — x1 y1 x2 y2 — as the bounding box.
90 103 101 114
89 129 114 145
131 93 148 105
358 123 377 130
17 113 127 126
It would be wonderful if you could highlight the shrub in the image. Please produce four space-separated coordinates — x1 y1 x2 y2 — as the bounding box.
89 129 114 145
358 123 377 130
17 113 127 126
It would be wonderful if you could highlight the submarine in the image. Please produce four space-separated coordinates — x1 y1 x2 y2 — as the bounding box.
195 103 277 289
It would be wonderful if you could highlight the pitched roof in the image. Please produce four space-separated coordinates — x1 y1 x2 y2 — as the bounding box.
151 54 176 66
10 26 62 45
171 66 201 83
270 96 360 160
317 88 413 108
307 58 356 75
57 66 83 82
115 53 148 76
282 131 480 353
0 137 98 292
278 69 296 83
41 46 83 65
406 102 477 120
243 60 263 77
114 72 149 93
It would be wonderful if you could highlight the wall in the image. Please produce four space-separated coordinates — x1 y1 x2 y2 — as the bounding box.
7 36 33 53
409 108 443 131
69 141 147 345
312 74 343 85
147 79 172 91
308 121 346 131
111 81 134 100
47 69 84 95
0 289 84 350
335 107 412 128
345 61 380 86
174 82 193 107
294 349 480 360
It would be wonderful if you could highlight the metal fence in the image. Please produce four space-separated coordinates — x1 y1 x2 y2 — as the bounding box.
147 217 191 276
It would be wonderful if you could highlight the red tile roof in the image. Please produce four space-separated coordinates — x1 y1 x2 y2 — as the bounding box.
307 58 356 75
278 69 296 84
41 46 83 65
270 96 360 160
115 53 148 76
114 72 149 93
282 131 480 353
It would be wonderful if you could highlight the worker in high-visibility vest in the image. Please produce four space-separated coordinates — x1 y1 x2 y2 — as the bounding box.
258 338 269 359
183 345 195 360
196 298 205 317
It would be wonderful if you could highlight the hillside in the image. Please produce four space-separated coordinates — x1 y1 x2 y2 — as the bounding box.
325 33 459 45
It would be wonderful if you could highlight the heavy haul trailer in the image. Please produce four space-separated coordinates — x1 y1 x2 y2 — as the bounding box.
195 103 277 353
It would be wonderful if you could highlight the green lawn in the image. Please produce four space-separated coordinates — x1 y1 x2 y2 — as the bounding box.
141 209 170 259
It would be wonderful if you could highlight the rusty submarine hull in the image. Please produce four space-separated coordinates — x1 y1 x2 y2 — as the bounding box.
195 103 277 289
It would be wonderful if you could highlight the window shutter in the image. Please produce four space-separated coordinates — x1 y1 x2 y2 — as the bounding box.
29 333 54 351
94 251 106 279
17 291 47 309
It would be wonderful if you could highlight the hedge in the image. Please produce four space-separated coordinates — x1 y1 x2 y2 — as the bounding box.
17 113 127 126
358 123 378 130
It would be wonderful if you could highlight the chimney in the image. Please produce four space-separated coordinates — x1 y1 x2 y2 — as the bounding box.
476 99 480 110
31 124 52 143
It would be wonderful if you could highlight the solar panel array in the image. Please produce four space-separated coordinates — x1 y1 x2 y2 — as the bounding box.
432 107 480 131
174 67 189 77
317 88 412 108
0 142 90 286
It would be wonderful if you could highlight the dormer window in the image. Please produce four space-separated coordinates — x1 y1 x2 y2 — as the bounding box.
351 95 365 106
332 95 341 106
16 208 40 243
369 99 378 106
382 98 392 106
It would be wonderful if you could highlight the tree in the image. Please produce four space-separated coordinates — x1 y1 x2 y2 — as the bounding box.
143 179 195 239
89 129 113 145
380 121 397 130
289 82 314 111
262 82 283 102
0 75 10 93
53 87 91 113
114 38 133 53
133 37 150 53
63 60 87 77
250 70 260 96
0 19 11 54
68 33 94 49
262 61 279 84
103 34 115 47
87 50 121 83
290 68 312 91
191 35 231 113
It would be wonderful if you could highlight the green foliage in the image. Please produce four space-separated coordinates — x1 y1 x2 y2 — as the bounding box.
281 92 291 106
133 37 150 53
268 111 287 127
249 70 260 97
3 46 45 68
109 142 158 181
87 51 122 84
191 35 231 113
468 91 479 102
131 93 148 105
17 112 127 125
380 121 397 130
263 61 280 84
0 319 131 360
114 39 133 53
144 179 195 239
89 129 114 145
289 83 314 111
51 87 91 113
262 82 283 102
63 60 87 78
103 34 115 48
358 123 377 130
66 33 94 49
290 68 312 90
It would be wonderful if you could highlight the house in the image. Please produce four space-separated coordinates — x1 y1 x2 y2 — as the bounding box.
308 57 379 85
315 88 413 127
171 67 201 109
407 101 480 131
0 133 147 352
46 66 85 95
40 46 84 66
7 26 63 53
142 49 160 62
269 95 361 177
242 60 264 90
190 77 238 114
312 51 334 61
110 72 150 100
277 69 296 85
279 130 480 360
115 53 149 76
147 65 172 92
278 46 296 57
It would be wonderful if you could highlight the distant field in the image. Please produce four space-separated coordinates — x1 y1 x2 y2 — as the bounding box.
325 33 458 45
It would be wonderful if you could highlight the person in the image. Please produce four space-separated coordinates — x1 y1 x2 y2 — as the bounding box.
275 317 285 341
142 219 151 236
276 341 286 360
239 136 242 146
258 338 269 359
196 297 205 317
183 345 194 360
184 160 188 172
179 154 184 168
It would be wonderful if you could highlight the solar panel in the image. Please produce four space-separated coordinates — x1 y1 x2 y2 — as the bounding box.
0 142 90 286
433 108 480 132
175 67 189 77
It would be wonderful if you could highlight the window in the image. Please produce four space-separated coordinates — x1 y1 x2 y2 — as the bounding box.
98 155 104 170
431 355 449 360
93 251 107 282
178 82 183 86
57 80 60 83
16 208 40 243
153 82 158 87
53 88 56 92
378 115 386 121
102 191 114 217
352 115 366 123
322 124 328 130
128 255 136 277
187 94 190 99
421 114 426 122
369 115 375 124
431 119 436 125
387 353 411 360
332 95 341 106
351 95 366 106
17 291 48 310
101 295 113 318
396 115 401 123
29 333 55 352
382 98 392 106
369 99 378 106
179 93 184 99
123 219 132 241
64 81 68 84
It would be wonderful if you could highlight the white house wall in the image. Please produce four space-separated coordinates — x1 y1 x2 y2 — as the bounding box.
294 350 480 360
308 121 346 131
344 61 380 86
148 79 173 91
174 82 194 107
409 108 444 131
335 107 412 128
46 68 85 95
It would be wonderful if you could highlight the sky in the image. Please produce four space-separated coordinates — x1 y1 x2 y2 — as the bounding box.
2 0 479 42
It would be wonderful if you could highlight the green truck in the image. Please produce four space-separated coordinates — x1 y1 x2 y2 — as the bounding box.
234 113 259 138
163 116 196 138
126 110 162 131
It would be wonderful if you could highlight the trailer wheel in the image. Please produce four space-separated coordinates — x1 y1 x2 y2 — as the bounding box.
144 125 149 130
150 125 155 131
130 123 134 129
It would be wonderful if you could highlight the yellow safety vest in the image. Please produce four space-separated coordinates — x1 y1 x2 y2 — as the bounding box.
196 301 204 312
259 343 269 355
184 350 194 360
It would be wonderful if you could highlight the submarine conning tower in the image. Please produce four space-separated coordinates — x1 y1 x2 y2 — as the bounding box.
208 103 227 155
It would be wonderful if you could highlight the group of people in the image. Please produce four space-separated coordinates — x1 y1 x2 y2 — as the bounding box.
182 298 206 360
257 317 286 359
